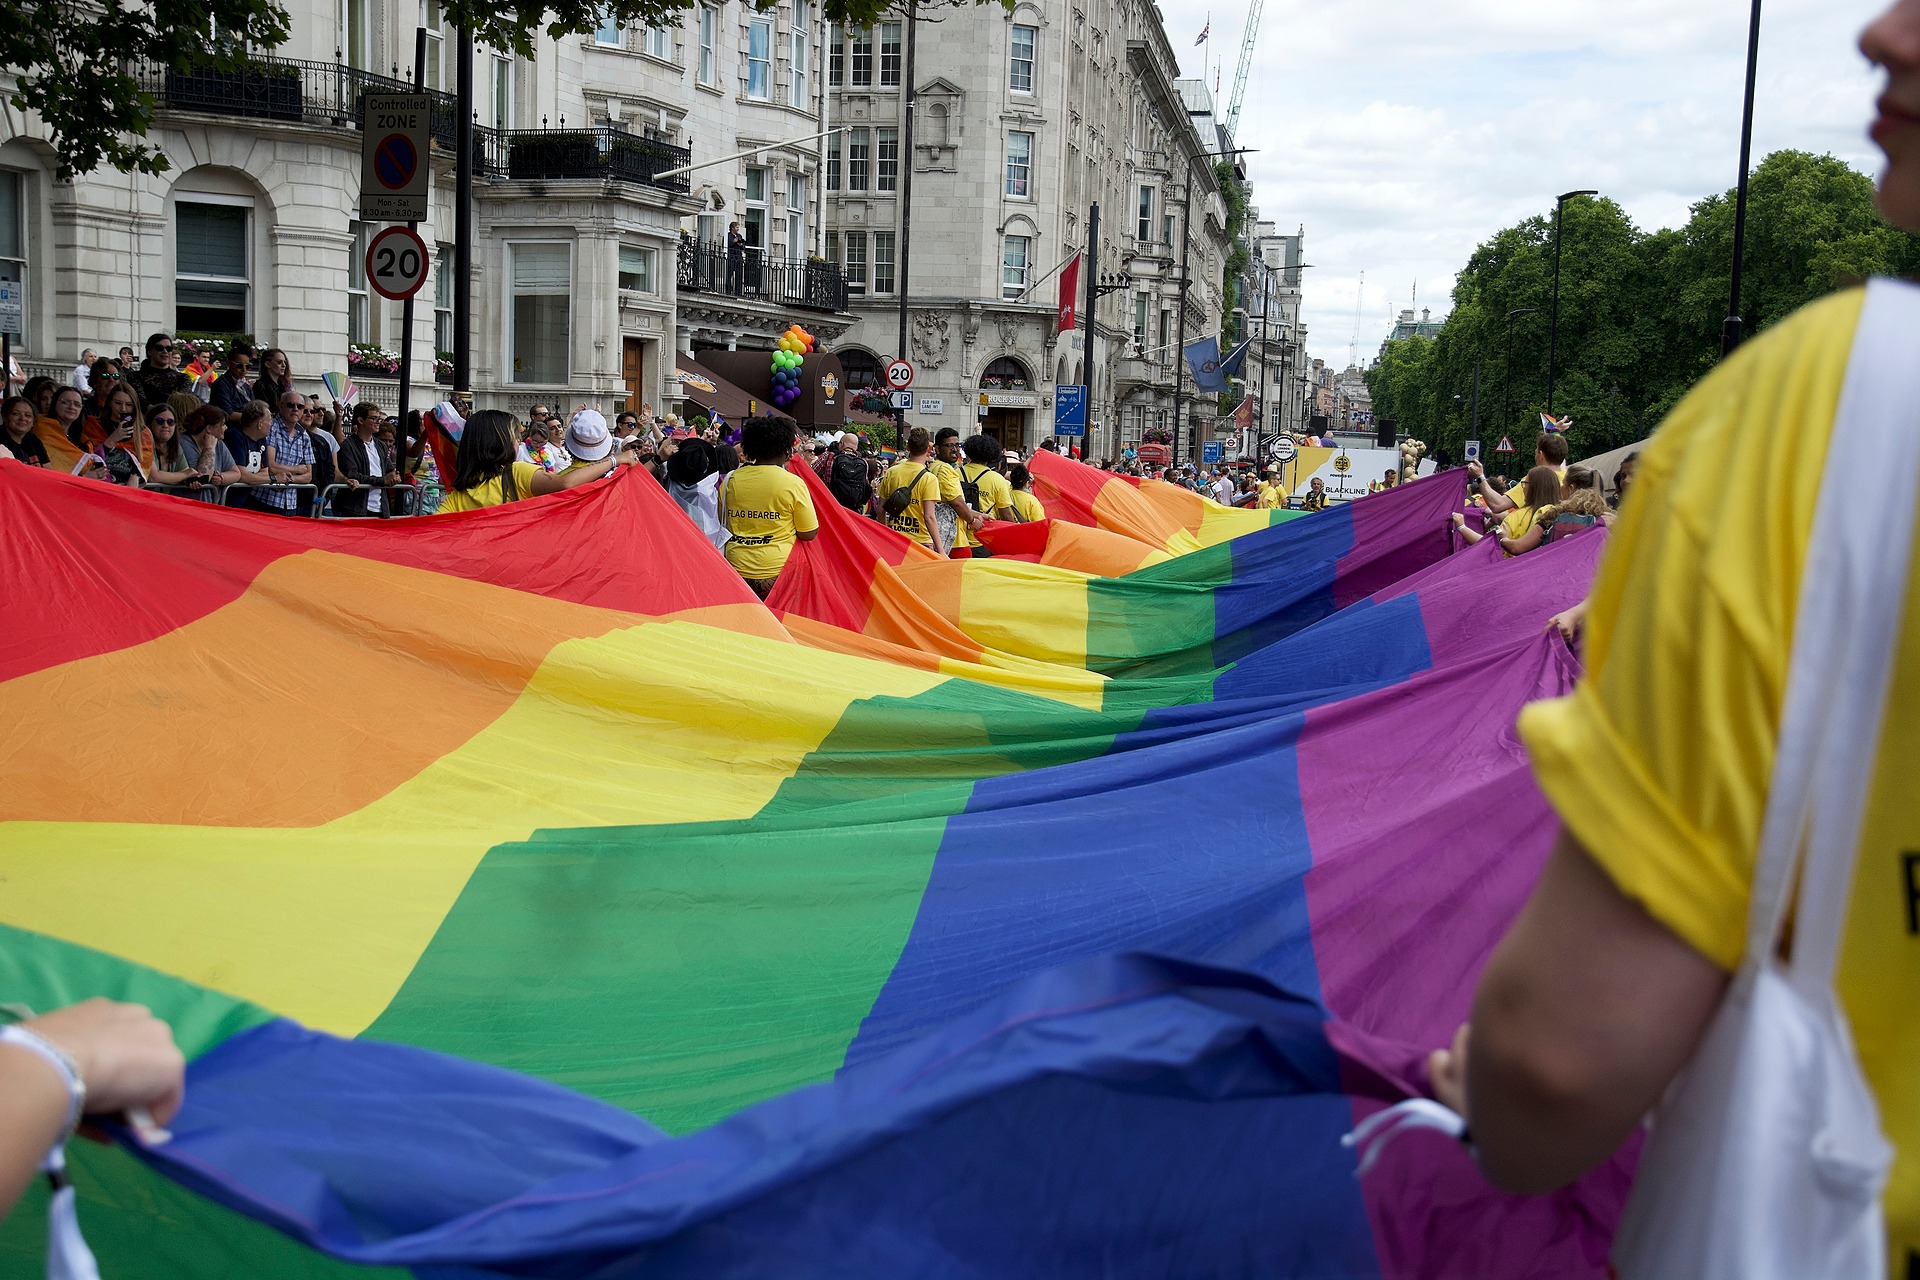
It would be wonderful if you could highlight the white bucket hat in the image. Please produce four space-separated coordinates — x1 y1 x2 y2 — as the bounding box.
565 409 613 461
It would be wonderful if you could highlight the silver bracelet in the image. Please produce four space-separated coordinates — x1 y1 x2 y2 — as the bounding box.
0 1025 86 1139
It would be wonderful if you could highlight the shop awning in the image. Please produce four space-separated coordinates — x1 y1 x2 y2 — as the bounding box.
672 357 796 427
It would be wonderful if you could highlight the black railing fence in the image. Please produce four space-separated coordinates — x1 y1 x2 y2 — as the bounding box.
141 55 691 191
677 238 848 313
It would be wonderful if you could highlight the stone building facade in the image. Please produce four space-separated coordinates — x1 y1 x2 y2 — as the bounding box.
1243 221 1308 455
819 0 1232 460
0 0 852 417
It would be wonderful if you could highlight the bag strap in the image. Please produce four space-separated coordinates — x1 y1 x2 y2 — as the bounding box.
1748 279 1920 996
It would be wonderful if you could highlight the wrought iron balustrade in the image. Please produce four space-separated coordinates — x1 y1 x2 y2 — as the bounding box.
677 237 848 313
141 56 691 193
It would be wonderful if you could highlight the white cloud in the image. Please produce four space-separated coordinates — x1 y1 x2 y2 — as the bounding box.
1160 0 1890 366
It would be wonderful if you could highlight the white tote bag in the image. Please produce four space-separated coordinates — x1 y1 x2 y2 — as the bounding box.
1609 279 1920 1279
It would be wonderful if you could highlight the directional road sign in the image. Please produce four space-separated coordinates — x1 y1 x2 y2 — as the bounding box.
885 358 915 390
1053 384 1087 437
1202 440 1224 465
888 390 914 410
360 93 431 222
366 225 430 301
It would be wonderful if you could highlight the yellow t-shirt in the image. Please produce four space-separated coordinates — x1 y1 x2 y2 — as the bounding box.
879 459 959 546
962 463 1016 522
1497 504 1537 556
1009 489 1045 523
1258 483 1284 510
720 463 817 580
1518 288 1920 1260
438 460 540 513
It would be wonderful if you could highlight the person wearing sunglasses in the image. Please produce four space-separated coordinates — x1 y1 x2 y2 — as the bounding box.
131 332 188 409
144 405 200 489
80 358 123 433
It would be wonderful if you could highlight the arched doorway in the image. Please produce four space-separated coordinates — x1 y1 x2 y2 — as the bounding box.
978 356 1035 452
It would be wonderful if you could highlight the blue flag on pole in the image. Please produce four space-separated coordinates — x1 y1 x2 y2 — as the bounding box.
1185 337 1250 394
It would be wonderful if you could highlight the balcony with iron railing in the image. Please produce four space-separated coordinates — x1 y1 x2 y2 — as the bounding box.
137 54 690 192
677 236 849 315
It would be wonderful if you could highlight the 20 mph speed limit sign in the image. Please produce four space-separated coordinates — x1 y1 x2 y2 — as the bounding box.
885 358 915 390
366 226 429 301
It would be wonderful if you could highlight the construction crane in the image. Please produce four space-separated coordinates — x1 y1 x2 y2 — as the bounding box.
1223 0 1264 138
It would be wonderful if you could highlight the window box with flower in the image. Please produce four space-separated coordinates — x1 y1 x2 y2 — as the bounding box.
349 344 403 376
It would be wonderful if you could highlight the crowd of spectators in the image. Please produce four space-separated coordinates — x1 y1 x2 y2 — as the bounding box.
1 333 1629 605
0 331 429 516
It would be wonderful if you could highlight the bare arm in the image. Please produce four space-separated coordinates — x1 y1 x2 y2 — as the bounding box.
1500 521 1547 556
0 1000 184 1218
1436 832 1728 1193
1468 464 1517 514
528 451 629 496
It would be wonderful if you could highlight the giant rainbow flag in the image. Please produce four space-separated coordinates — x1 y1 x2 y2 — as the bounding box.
1 454 1632 1278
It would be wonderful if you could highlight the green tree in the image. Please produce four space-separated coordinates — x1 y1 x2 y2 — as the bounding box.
8 0 980 178
1368 151 1920 466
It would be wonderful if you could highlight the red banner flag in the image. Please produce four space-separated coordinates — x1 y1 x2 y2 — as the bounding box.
1232 396 1254 432
1058 253 1081 333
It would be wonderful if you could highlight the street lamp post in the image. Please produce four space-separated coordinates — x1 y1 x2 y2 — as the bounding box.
1723 0 1764 356
1547 189 1597 414
1504 306 1537 437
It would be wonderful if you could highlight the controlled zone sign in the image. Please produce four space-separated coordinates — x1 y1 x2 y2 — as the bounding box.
1053 384 1087 437
360 93 431 222
1463 439 1481 463
366 225 430 301
885 358 915 390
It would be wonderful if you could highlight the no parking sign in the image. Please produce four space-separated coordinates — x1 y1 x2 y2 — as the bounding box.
360 93 431 222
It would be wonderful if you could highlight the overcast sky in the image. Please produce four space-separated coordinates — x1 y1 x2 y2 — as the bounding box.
1159 0 1892 368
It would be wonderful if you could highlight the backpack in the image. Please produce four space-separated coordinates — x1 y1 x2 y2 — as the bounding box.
883 464 932 520
959 464 989 513
827 450 871 510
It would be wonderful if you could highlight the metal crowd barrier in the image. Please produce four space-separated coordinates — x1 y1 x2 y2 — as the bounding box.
313 481 428 518
144 478 444 515
144 480 316 510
